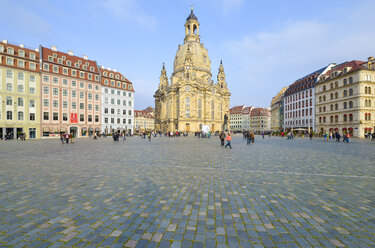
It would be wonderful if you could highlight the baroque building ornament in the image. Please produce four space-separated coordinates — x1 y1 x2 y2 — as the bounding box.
154 8 231 133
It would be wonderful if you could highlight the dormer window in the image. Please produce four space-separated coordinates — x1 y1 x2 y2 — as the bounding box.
66 60 71 66
85 62 89 66
53 53 57 58
121 76 125 80
57 58 62 64
75 63 79 68
115 75 119 79
0 45 4 52
83 65 87 70
90 66 95 72
103 72 108 76
78 60 82 64
48 56 53 62
110 73 114 78
62 56 66 60
18 50 25 57
7 47 14 55
343 68 347 73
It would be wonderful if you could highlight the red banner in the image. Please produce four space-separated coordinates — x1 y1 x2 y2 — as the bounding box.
71 113 78 123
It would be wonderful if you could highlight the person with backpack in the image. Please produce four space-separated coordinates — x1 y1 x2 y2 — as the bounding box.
219 131 226 146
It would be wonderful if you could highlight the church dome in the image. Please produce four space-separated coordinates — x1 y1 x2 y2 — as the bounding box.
173 41 211 77
186 9 198 21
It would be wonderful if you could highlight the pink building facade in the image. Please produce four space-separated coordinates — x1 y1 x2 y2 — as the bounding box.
40 46 101 138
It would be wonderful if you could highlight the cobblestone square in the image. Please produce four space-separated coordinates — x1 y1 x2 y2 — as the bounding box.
0 136 374 247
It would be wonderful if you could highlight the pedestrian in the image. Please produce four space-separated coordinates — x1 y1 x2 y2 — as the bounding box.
70 133 74 144
65 132 70 144
219 131 226 146
123 133 126 142
251 132 255 143
148 132 151 141
246 131 251 145
225 133 232 149
309 132 313 140
262 132 265 139
60 133 65 144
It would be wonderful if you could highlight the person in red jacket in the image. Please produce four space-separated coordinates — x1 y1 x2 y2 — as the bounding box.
225 133 232 149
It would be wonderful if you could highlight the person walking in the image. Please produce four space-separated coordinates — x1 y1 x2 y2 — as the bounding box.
65 132 70 144
225 133 232 149
246 131 251 145
60 133 65 144
219 131 226 146
148 132 151 141
309 132 313 140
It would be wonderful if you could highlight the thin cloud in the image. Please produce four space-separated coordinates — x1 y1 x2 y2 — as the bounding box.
223 1 375 107
100 0 157 29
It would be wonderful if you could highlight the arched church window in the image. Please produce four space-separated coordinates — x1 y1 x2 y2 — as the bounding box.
185 97 190 118
211 100 215 120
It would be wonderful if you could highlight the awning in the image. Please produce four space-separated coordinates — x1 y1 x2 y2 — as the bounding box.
334 128 339 130
43 127 49 132
342 128 347 130
348 127 353 130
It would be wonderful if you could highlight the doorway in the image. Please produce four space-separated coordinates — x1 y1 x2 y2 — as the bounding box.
5 128 14 140
70 127 78 138
186 123 190 132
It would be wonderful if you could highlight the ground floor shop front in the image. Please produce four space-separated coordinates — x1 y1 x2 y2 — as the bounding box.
316 124 375 138
0 125 40 140
41 125 101 138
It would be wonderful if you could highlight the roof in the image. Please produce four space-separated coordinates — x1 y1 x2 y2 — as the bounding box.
230 105 245 114
318 60 365 83
135 110 154 119
284 66 329 96
143 106 154 113
41 46 99 82
0 40 39 72
271 87 287 105
242 106 252 115
250 108 270 117
100 67 134 92
186 9 198 21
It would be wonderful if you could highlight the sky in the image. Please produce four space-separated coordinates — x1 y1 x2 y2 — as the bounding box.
2 0 375 110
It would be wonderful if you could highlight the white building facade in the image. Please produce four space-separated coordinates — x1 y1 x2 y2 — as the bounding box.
100 67 134 134
284 64 335 132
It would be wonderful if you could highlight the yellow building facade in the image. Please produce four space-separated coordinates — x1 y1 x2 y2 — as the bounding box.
134 110 154 133
315 58 375 138
270 87 287 131
0 41 41 139
154 8 231 133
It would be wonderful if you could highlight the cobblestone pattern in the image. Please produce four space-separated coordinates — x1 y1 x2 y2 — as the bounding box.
0 136 374 247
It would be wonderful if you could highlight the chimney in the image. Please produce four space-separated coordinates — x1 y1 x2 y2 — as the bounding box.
101 65 104 69
114 69 117 72
2 40 8 44
108 67 111 71
20 44 24 48
68 50 74 56
51 45 57 51
83 55 88 60
35 48 39 52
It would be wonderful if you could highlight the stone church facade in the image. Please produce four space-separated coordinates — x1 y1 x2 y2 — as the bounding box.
154 8 231 133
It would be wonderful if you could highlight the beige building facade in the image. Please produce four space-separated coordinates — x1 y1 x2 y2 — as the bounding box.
315 58 375 138
270 87 287 131
134 110 154 133
154 8 231 133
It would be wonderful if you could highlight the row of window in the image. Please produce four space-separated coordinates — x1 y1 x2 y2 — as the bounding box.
285 89 313 104
5 70 37 81
43 63 99 81
4 83 36 93
285 108 313 119
2 97 36 107
1 111 36 121
43 112 99 122
286 99 313 111
102 71 126 80
43 87 100 100
104 118 132 125
320 77 354 92
285 119 313 126
103 79 132 90
43 100 99 111
43 76 100 90
104 108 132 116
104 98 132 106
319 114 354 123
47 55 94 71
319 89 354 102
2 57 37 70
0 46 37 59
104 88 132 97
319 101 354 112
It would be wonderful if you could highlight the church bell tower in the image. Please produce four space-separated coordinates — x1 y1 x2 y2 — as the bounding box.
184 6 200 43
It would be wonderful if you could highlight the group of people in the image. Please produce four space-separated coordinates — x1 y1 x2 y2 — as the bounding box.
60 133 73 144
219 131 232 148
243 131 255 144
